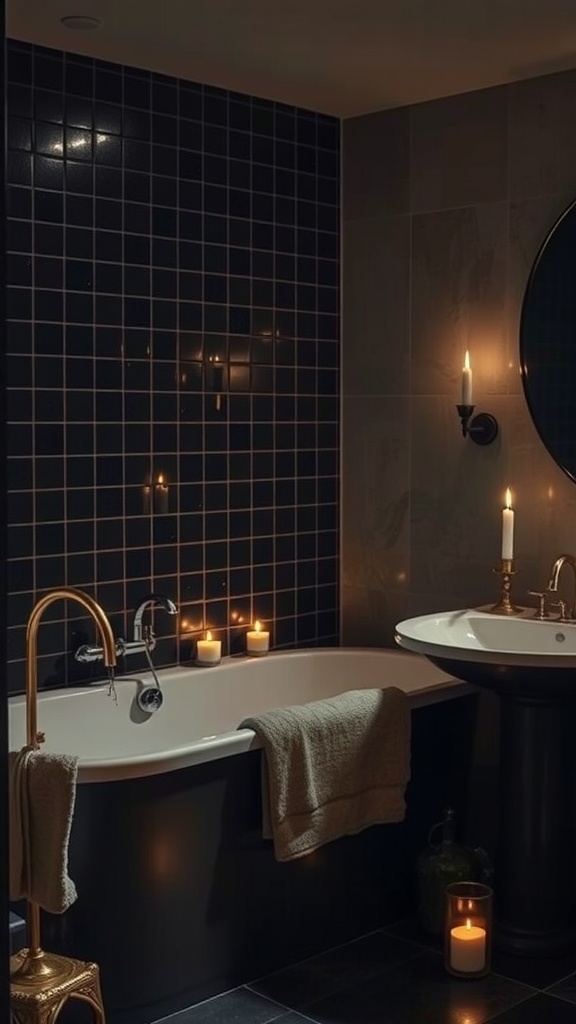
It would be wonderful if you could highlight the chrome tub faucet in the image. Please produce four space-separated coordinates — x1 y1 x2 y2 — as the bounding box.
75 592 178 664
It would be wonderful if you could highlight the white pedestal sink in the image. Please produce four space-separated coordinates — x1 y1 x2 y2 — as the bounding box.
396 608 576 957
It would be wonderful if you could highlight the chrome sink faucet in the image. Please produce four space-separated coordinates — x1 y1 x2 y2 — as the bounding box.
547 554 576 621
75 592 178 664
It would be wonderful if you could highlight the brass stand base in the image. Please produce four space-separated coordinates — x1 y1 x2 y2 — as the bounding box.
11 949 106 1024
490 558 521 615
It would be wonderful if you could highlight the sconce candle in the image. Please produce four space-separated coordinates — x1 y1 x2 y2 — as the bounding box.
461 350 473 406
196 630 221 666
501 488 514 560
155 475 169 514
246 620 270 656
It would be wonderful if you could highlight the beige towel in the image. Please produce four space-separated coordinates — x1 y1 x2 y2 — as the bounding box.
9 746 79 913
239 687 411 862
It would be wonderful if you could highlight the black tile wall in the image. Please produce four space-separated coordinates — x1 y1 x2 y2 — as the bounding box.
6 41 340 694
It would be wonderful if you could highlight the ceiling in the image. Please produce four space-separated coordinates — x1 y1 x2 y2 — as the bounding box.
7 0 576 117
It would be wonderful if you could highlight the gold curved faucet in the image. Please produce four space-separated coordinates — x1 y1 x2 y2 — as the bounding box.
15 587 117 983
547 554 576 620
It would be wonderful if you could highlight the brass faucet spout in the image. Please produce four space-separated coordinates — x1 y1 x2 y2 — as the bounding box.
20 587 117 972
26 587 117 750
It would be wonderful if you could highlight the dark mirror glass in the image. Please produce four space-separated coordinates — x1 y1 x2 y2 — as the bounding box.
520 199 576 483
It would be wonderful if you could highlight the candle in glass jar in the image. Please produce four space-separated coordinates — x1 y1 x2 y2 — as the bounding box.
196 630 221 666
501 487 514 560
450 919 486 974
246 620 270 656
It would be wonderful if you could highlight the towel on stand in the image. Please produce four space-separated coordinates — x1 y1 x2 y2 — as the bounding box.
239 687 411 862
9 746 79 913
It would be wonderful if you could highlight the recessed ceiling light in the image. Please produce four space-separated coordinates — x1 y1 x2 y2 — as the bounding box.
60 15 102 31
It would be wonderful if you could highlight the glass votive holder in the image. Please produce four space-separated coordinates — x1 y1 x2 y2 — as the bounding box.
444 881 493 978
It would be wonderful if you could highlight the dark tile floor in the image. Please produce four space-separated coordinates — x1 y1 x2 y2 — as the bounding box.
153 918 576 1024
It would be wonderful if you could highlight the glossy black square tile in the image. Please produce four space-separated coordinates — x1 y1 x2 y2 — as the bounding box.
252 930 424 1010
487 992 576 1022
6 38 340 688
298 949 534 1024
547 971 576 1003
160 987 285 1024
492 948 576 991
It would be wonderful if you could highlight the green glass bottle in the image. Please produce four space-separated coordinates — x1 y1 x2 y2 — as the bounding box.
416 808 479 935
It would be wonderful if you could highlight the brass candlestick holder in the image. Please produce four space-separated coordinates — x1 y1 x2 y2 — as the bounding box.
490 558 521 615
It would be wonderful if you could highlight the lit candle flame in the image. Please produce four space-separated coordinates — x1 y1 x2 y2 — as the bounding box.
254 620 261 633
206 630 212 641
504 487 512 509
464 350 470 372
466 918 472 932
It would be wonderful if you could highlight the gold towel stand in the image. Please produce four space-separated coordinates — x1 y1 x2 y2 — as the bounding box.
10 589 117 1024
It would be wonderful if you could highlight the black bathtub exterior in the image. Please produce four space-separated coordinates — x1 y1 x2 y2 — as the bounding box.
36 694 478 1024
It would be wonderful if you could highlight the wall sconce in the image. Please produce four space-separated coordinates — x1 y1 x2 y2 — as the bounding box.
456 351 498 446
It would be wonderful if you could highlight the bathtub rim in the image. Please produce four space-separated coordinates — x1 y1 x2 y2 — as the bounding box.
9 647 474 783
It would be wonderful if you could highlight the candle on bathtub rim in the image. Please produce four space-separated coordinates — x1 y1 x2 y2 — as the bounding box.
246 620 270 656
501 487 514 560
196 630 221 666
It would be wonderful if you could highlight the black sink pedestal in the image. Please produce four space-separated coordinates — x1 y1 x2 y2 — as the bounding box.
429 655 576 958
495 692 576 957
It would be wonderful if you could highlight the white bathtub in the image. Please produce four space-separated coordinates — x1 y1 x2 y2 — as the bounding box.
8 648 471 783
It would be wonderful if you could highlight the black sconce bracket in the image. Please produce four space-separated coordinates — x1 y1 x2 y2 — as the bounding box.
456 405 499 446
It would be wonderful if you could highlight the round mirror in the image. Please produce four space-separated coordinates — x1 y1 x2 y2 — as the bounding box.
520 198 576 484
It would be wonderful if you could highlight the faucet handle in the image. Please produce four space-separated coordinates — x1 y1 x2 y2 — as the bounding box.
527 591 551 620
549 599 570 622
545 598 569 622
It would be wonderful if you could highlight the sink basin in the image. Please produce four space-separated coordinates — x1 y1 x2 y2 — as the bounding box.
395 607 576 673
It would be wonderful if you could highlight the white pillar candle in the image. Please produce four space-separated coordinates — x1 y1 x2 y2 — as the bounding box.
450 919 486 973
246 620 270 656
461 350 473 406
196 630 221 665
501 487 514 560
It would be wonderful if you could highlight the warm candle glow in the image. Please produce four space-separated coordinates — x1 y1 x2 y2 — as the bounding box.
246 620 270 656
450 918 486 973
461 350 473 405
501 487 514 560
196 630 221 665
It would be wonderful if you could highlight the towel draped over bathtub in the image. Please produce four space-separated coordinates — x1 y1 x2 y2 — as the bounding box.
239 687 411 862
8 745 79 913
